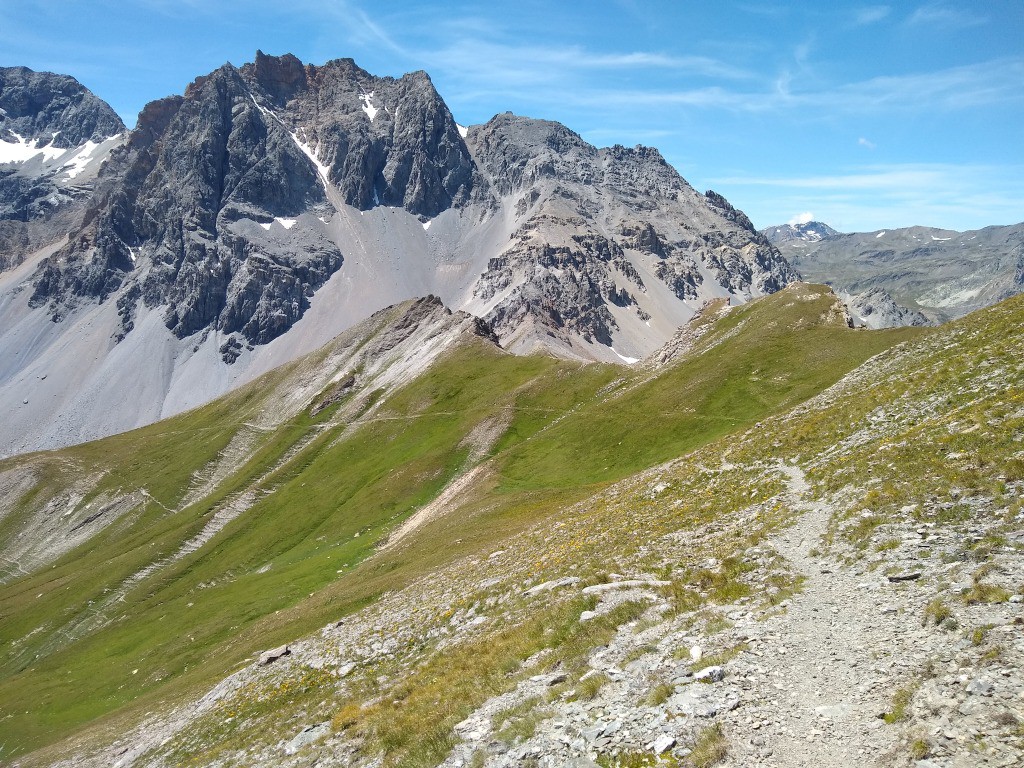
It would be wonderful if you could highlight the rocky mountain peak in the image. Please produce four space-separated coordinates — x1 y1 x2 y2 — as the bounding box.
240 53 475 217
1 55 801 454
1 67 126 272
761 220 841 245
248 50 308 106
704 189 758 235
469 113 597 196
0 65 125 147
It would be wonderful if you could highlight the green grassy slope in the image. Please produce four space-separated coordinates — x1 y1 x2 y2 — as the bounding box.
0 285 924 759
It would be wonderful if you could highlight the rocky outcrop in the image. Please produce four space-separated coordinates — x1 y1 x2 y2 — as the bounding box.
23 53 481 349
28 62 342 346
0 67 125 270
840 287 931 329
0 66 124 148
240 52 475 216
467 115 794 350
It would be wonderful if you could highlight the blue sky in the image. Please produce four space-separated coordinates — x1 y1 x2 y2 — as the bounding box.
2 0 1022 232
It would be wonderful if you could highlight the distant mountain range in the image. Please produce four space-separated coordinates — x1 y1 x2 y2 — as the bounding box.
3 55 1023 458
0 54 793 456
763 219 1024 326
761 220 840 245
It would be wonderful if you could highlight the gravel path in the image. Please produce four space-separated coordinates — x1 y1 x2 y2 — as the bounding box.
724 464 907 766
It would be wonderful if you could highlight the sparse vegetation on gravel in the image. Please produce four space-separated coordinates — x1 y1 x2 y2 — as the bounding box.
6 286 1024 768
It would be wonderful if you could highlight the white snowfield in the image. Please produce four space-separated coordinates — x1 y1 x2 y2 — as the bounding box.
0 132 67 164
0 131 123 179
359 91 379 121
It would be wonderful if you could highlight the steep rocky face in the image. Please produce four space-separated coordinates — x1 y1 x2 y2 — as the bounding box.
0 67 125 270
19 55 789 363
466 115 794 353
29 62 342 348
240 52 476 216
25 53 478 353
0 66 124 148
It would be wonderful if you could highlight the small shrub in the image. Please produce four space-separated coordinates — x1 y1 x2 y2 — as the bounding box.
922 598 952 627
963 582 1011 605
331 701 362 732
645 681 673 707
980 645 1004 664
991 710 1019 728
596 752 669 768
660 580 704 614
576 672 611 701
909 738 930 759
690 723 727 767
883 683 918 724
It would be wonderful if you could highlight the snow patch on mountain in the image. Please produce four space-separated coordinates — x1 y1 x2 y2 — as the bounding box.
359 92 379 121
0 132 67 164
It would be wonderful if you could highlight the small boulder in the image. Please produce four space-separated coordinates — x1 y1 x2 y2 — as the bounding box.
259 644 290 666
694 665 724 683
652 734 676 754
966 678 993 696
284 722 328 755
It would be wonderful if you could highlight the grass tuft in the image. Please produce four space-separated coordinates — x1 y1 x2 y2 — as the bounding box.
689 723 727 767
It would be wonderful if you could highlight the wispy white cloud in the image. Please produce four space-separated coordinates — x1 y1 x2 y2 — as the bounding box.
711 163 1024 230
788 212 815 225
853 6 891 25
858 137 877 149
908 3 988 27
567 57 1024 114
714 164 995 191
299 0 410 57
422 39 753 93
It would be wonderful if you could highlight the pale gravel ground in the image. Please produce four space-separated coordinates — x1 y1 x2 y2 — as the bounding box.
723 464 904 766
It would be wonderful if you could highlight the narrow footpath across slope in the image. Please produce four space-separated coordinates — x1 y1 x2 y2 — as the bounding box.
722 464 921 766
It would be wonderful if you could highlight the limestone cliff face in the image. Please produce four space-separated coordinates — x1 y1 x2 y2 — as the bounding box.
17 54 792 362
24 54 481 355
466 114 794 351
0 67 125 269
